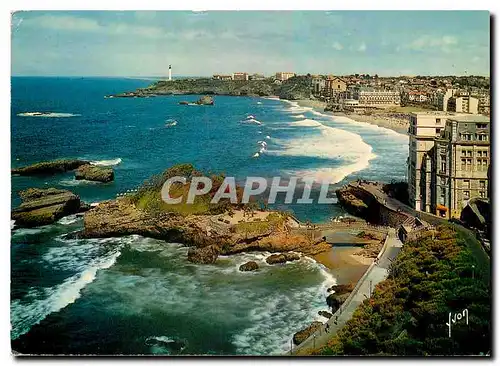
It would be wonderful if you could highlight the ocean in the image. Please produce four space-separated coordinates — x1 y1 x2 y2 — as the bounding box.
10 77 408 355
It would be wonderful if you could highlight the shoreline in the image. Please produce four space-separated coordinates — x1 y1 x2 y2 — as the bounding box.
312 246 371 286
294 99 408 135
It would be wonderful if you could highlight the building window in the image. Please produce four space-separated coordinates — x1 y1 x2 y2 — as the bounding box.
461 150 467 157
463 180 470 189
467 150 472 157
461 158 466 170
436 118 441 123
480 181 486 189
479 191 485 198
463 191 470 199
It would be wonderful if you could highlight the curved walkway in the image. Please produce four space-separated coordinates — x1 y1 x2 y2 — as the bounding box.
290 228 403 355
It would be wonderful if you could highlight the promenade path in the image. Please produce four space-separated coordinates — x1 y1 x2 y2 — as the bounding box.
291 228 403 355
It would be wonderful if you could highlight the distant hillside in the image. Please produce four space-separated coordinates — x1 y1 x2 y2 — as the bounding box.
112 75 314 100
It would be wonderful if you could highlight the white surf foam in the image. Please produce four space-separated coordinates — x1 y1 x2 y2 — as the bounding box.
232 255 336 355
17 112 81 118
265 135 271 140
252 152 260 158
269 118 376 184
90 158 122 166
11 241 122 339
59 178 100 186
57 214 81 225
165 120 178 127
11 220 16 230
290 118 322 127
291 114 306 119
241 118 262 125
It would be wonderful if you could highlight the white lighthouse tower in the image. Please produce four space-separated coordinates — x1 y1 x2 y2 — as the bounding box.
168 64 172 81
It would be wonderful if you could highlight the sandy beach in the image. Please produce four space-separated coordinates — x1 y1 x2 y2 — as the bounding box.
295 99 409 135
313 247 371 286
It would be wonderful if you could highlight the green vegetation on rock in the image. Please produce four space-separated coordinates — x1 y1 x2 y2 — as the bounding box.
117 75 314 100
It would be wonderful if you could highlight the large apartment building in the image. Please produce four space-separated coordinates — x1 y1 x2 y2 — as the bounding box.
448 96 479 114
407 112 490 219
275 72 295 81
232 72 249 81
407 112 460 212
433 115 490 218
358 87 401 106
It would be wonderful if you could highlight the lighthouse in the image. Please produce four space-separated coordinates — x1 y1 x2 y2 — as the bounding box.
168 65 172 81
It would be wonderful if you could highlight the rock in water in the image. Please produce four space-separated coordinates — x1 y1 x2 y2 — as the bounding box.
327 283 355 294
75 164 114 183
187 245 220 264
12 159 90 176
265 252 300 265
326 292 350 313
293 321 323 345
11 188 83 228
318 310 333 319
196 95 214 105
239 261 259 272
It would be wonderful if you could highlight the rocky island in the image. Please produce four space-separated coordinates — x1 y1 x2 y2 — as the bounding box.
11 188 89 228
12 159 115 183
71 164 331 264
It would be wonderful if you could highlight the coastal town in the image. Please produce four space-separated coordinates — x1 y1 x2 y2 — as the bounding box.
119 68 491 226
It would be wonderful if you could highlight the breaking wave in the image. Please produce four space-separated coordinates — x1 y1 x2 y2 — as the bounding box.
11 236 126 339
17 112 81 118
90 158 122 166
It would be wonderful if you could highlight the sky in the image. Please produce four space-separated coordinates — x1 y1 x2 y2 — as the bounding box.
11 11 490 77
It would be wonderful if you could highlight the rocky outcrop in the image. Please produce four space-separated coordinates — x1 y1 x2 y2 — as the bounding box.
187 245 220 264
336 183 408 227
81 195 331 265
293 322 323 345
336 186 370 217
327 283 354 294
196 95 214 105
266 252 300 265
12 159 89 176
107 76 313 100
223 233 330 257
318 311 333 319
75 164 114 183
12 188 84 228
326 292 350 313
179 95 214 105
239 261 259 271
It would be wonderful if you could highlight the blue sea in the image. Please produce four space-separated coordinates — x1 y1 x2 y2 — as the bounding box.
10 77 408 355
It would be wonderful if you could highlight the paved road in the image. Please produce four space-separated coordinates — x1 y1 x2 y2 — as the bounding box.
291 228 403 355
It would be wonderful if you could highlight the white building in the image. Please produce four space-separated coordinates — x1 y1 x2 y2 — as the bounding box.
358 88 401 106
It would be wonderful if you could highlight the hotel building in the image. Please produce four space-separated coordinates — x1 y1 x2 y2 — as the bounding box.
407 112 490 218
275 72 296 81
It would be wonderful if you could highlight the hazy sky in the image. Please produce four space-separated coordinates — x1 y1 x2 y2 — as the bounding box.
11 11 490 77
